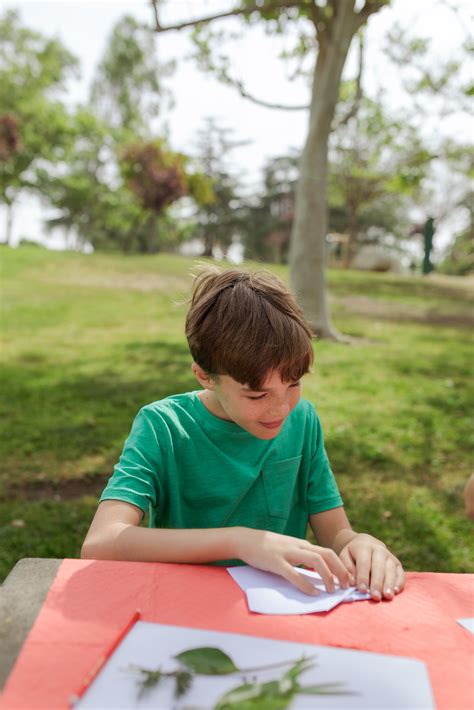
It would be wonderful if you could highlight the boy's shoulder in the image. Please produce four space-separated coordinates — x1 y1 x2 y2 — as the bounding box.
139 391 198 419
289 397 321 429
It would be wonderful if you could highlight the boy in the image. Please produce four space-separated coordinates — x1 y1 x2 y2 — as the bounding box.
82 268 404 601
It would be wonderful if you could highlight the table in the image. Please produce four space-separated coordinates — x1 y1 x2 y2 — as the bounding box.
0 558 61 689
0 559 473 709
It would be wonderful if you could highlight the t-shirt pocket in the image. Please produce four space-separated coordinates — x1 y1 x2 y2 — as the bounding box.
261 455 302 519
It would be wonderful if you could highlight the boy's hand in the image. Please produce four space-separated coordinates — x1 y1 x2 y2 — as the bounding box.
338 533 405 602
235 528 351 596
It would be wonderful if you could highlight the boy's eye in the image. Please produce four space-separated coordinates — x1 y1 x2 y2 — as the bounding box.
245 382 301 400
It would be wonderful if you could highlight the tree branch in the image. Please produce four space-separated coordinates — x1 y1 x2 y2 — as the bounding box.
151 0 305 33
151 0 160 29
307 1 333 44
355 0 389 30
309 3 325 27
332 30 365 129
231 76 309 110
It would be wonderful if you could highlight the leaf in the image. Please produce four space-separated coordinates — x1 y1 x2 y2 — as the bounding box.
282 656 315 681
133 667 163 698
175 646 239 675
215 680 294 710
174 670 193 698
298 682 356 696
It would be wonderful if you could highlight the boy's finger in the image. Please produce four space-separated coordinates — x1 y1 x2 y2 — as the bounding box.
321 549 352 588
394 564 406 594
281 563 321 596
381 558 398 600
338 547 357 585
295 550 337 592
368 547 387 601
354 547 372 594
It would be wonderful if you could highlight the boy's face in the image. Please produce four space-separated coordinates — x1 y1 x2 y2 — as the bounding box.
194 366 302 440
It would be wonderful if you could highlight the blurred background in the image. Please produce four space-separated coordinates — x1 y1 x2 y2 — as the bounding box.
1 0 473 580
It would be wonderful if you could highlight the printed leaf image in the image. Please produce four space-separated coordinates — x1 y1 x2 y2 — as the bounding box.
215 679 294 710
175 646 239 675
132 646 352 708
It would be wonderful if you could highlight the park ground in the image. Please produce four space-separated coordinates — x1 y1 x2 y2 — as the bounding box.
1 246 473 580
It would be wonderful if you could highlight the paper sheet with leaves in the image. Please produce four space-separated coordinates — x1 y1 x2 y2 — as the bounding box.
74 622 434 709
457 617 474 633
227 565 371 614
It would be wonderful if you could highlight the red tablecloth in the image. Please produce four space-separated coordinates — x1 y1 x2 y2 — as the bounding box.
1 560 473 709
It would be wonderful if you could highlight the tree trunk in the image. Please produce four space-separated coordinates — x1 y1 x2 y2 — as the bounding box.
289 6 358 338
5 201 13 246
344 200 357 269
202 232 214 257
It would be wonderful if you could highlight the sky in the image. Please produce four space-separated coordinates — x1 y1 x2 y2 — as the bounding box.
1 0 472 252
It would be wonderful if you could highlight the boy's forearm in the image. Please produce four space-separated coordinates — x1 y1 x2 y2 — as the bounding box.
82 524 244 563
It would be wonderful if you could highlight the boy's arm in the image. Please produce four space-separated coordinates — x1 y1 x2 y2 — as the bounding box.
310 507 405 601
81 501 353 596
81 500 240 564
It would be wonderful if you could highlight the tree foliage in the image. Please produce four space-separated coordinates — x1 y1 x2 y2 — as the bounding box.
329 97 433 264
241 154 298 263
90 14 173 136
22 12 211 254
190 119 247 258
121 141 187 212
0 9 78 243
0 115 21 162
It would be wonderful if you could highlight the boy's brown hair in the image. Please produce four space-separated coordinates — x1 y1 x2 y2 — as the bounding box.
185 267 314 390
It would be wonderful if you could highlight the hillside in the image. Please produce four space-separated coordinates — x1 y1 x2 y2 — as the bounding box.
1 246 473 579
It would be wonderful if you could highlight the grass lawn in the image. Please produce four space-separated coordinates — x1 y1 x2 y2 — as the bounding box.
1 246 473 580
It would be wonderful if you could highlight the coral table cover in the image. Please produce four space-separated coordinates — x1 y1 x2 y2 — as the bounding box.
1 560 473 709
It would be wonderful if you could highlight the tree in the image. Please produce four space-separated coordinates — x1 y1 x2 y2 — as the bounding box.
120 139 213 253
90 15 174 137
0 115 21 162
241 154 298 263
0 10 78 244
191 118 247 258
40 111 213 254
37 14 212 254
151 0 390 338
36 108 151 252
328 97 432 266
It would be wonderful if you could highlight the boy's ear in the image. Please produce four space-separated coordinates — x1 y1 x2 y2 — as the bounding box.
191 362 216 390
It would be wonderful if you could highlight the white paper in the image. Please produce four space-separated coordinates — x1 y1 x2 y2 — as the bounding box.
75 622 434 709
457 617 474 633
227 565 370 615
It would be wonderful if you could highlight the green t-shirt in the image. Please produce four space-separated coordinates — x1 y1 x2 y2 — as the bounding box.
100 392 342 544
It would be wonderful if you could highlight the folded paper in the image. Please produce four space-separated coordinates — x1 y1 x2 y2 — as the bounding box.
227 565 371 615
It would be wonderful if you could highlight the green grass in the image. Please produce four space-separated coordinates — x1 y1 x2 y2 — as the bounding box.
1 246 473 580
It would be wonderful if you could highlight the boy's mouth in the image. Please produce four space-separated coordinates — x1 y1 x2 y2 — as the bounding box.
259 419 284 429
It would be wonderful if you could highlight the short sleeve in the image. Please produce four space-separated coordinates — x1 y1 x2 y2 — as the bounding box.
100 408 164 516
307 409 343 515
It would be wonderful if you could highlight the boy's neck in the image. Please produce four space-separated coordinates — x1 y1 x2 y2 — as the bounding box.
198 390 232 421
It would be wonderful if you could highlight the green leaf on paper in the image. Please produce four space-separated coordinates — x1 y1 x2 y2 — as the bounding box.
132 667 163 698
215 679 294 710
282 656 315 681
298 682 356 696
174 646 239 675
174 669 193 698
131 648 353 707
